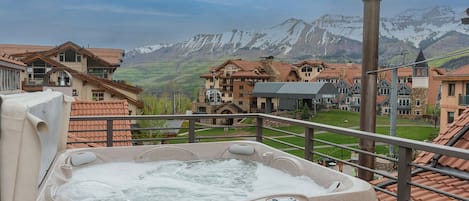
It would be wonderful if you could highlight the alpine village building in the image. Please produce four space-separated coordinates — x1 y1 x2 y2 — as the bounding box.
194 52 444 124
0 41 143 115
0 52 26 94
436 63 469 129
193 57 301 124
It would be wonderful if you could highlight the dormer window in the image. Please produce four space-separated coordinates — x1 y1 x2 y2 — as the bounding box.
301 66 313 72
224 65 238 76
59 49 82 62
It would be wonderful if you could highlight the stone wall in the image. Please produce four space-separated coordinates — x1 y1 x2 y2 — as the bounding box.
411 88 428 118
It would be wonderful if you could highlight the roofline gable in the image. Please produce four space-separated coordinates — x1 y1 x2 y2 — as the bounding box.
44 42 115 67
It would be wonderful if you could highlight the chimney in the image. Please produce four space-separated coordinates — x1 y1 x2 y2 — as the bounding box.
260 56 274 66
259 56 280 81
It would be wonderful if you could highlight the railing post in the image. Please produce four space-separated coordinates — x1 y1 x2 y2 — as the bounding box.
397 146 412 201
304 127 314 161
106 119 113 147
256 117 263 142
188 119 196 143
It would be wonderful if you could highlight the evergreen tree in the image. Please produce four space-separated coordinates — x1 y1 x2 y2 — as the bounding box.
301 103 311 120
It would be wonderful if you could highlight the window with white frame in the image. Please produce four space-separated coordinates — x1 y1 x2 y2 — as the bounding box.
59 49 82 62
92 90 105 101
28 60 51 81
0 68 21 92
224 65 237 76
88 68 109 78
301 66 313 72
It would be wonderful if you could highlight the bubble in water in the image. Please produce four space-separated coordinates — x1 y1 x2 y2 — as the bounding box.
54 159 326 201
55 180 128 201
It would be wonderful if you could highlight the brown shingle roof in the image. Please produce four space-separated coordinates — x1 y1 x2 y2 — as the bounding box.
19 55 143 108
271 62 299 81
207 59 298 81
230 60 262 71
0 44 51 55
0 51 26 67
67 100 133 148
0 42 124 66
230 71 270 78
293 60 326 67
314 63 361 85
213 59 261 71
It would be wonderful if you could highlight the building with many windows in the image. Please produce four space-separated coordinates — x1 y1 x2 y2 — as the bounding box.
293 60 327 82
193 57 300 122
435 64 469 128
194 51 443 122
0 42 143 114
307 52 443 119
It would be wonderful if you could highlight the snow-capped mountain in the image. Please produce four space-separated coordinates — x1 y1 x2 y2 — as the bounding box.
126 43 172 56
123 6 469 66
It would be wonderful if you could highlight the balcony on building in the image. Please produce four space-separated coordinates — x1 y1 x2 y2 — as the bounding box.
458 94 469 106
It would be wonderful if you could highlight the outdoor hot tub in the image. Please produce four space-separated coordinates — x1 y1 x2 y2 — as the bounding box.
37 141 376 201
0 92 375 201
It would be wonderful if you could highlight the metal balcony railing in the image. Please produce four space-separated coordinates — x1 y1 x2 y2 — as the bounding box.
397 104 411 110
69 113 469 201
459 95 469 106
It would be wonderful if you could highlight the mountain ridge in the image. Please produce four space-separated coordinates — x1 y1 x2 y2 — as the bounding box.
123 5 468 67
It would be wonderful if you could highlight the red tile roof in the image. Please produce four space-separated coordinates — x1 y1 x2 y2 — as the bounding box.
376 95 388 104
67 100 133 148
373 171 469 201
373 107 469 200
377 67 413 82
415 108 469 170
435 64 469 81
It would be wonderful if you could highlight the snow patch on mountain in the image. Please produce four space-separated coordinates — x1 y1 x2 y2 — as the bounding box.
129 44 172 54
125 6 469 60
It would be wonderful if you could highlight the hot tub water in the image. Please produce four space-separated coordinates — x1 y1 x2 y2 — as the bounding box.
54 159 327 201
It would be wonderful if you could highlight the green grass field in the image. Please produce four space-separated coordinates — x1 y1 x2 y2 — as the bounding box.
114 58 228 95
428 48 469 67
170 110 439 159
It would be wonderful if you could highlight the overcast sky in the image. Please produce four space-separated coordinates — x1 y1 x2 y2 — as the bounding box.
0 0 466 50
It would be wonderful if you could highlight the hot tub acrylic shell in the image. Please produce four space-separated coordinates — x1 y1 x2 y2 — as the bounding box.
37 141 377 201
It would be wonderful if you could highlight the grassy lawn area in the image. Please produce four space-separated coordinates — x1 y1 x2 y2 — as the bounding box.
284 145 389 160
310 110 428 127
162 110 438 160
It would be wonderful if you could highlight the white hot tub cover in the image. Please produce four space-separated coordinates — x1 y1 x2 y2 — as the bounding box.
0 91 73 201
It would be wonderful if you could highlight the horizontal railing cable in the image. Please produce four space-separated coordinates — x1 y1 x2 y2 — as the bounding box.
313 151 398 181
313 138 398 163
